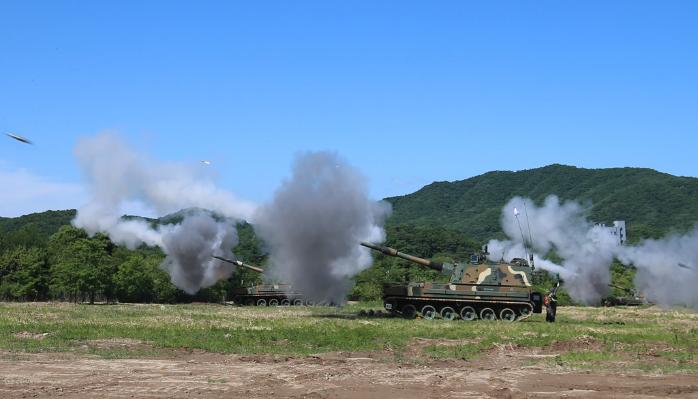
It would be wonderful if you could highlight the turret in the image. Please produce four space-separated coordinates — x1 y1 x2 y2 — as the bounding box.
361 241 540 288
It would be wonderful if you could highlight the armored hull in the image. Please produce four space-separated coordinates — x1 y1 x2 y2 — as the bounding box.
602 296 645 307
383 281 543 321
213 256 309 306
362 242 543 321
231 284 307 306
602 284 649 307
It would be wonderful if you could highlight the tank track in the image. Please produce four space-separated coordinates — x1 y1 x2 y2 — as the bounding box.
385 296 535 322
232 295 310 306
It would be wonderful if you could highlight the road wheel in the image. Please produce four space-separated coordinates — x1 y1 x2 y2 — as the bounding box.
519 307 532 318
293 299 304 306
269 298 279 306
421 305 437 320
281 299 290 306
305 300 315 306
480 307 496 320
440 306 457 321
401 304 417 319
499 308 517 322
460 306 477 321
256 299 267 307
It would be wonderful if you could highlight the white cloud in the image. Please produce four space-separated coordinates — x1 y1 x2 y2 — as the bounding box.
0 167 86 217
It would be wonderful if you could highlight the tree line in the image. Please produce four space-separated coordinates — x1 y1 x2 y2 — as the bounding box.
1 219 621 305
0 223 265 303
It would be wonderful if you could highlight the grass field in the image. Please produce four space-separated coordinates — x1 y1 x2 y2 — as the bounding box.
0 302 696 374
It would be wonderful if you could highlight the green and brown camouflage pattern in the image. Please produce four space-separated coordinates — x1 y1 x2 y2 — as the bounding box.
361 242 543 321
213 256 308 306
603 284 649 307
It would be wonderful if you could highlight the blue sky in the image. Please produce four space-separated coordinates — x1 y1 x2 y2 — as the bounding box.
1 1 697 217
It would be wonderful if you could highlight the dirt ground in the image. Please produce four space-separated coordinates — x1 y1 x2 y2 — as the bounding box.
1 345 696 399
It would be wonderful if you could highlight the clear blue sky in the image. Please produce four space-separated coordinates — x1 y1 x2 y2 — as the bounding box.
1 1 697 217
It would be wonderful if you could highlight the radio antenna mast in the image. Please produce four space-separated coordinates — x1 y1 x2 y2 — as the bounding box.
524 201 533 245
523 201 535 269
514 207 530 265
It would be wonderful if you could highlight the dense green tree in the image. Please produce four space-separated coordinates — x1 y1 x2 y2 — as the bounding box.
47 225 88 260
151 264 180 303
0 246 49 300
0 224 45 252
48 226 115 303
114 254 156 303
113 252 180 303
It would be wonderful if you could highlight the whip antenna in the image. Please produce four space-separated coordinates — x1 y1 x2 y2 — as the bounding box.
514 207 530 265
523 201 535 269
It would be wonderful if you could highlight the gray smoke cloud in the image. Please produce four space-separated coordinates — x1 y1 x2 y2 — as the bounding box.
487 196 616 304
619 228 698 310
72 133 254 294
253 151 391 304
488 195 698 310
161 211 238 294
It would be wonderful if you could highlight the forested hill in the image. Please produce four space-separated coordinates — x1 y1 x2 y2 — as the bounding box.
3 164 698 245
0 210 77 245
2 165 696 303
385 164 698 242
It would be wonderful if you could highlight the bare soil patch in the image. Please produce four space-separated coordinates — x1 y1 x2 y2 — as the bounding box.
0 348 696 399
81 338 153 351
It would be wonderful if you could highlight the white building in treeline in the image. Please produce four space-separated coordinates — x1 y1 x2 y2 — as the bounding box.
595 220 627 246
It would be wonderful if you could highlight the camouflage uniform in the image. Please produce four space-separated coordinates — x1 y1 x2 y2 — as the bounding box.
545 285 558 322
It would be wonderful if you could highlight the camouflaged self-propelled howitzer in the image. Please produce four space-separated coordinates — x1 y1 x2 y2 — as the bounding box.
361 242 544 321
603 284 648 307
213 256 307 306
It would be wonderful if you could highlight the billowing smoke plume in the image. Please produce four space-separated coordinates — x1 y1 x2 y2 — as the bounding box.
73 133 254 294
619 229 698 310
253 152 391 304
160 212 238 294
487 196 616 304
488 195 698 310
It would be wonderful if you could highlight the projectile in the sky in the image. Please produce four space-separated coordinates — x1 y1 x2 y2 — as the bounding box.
201 160 211 165
678 263 696 271
6 133 33 144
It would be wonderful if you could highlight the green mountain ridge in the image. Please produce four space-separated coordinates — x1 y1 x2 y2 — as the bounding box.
385 164 698 241
0 210 77 244
2 164 698 243
0 208 222 245
2 164 696 303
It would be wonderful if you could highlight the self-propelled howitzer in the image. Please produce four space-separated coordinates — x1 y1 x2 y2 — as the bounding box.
213 256 307 306
361 242 543 321
603 283 647 307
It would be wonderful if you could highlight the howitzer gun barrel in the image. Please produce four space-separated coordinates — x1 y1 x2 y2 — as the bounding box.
360 241 446 273
212 256 265 274
608 284 633 293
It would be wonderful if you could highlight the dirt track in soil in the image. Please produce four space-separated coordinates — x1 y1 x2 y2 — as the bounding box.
1 347 696 399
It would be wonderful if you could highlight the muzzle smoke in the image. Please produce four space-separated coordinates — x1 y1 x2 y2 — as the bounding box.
72 133 253 294
619 228 698 309
253 151 391 304
488 195 698 309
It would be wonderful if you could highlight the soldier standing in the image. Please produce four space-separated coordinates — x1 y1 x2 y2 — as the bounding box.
545 281 559 322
